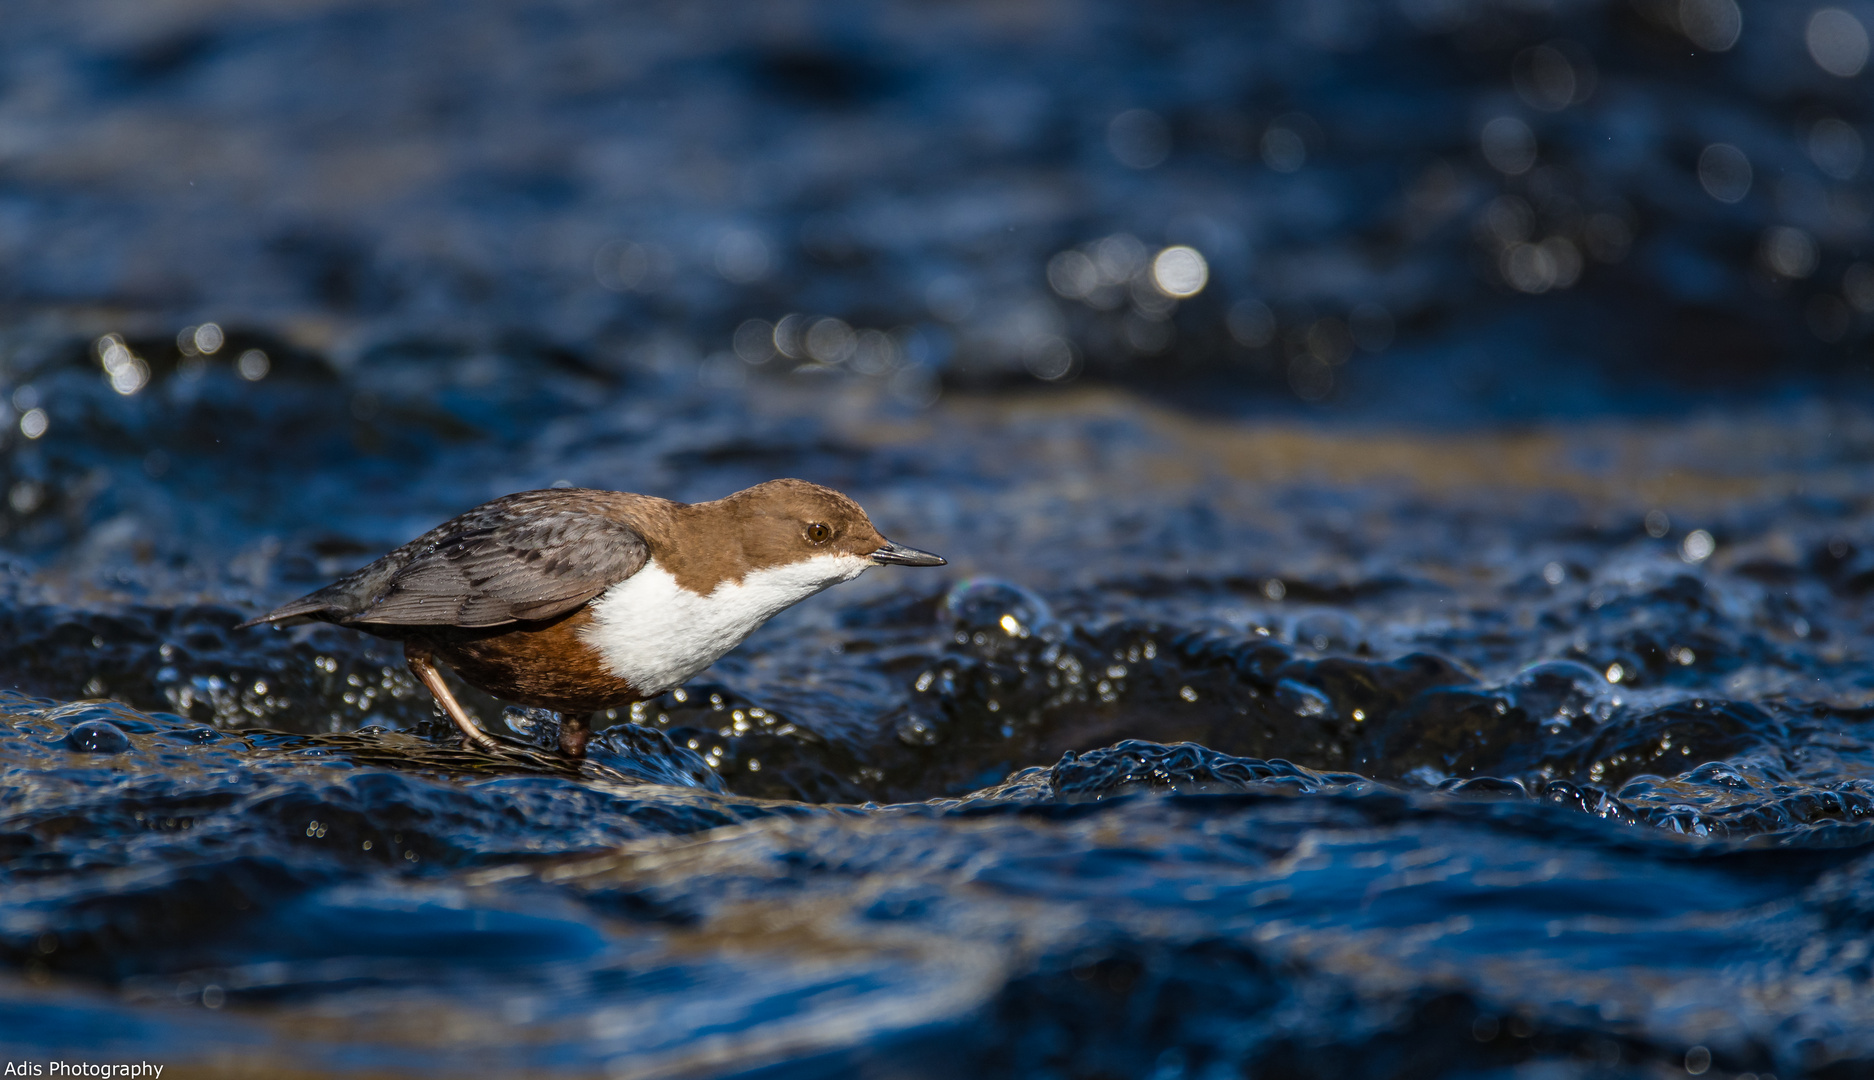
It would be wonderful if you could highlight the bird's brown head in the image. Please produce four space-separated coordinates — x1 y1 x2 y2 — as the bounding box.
713 478 945 572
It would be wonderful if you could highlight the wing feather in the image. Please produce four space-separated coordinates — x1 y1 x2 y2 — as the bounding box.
243 491 652 629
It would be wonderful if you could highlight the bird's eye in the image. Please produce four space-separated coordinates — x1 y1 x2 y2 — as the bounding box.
805 522 832 544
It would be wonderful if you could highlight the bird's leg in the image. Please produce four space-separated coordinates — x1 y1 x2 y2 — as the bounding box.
558 712 592 758
404 640 501 752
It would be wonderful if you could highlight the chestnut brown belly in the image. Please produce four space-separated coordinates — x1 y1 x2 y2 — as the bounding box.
410 607 642 714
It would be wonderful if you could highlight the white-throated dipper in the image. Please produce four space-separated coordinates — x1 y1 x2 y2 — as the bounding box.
239 479 944 755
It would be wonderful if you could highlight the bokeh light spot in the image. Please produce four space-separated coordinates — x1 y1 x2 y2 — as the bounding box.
1260 125 1306 173
1761 226 1819 279
1698 143 1752 203
237 349 271 381
1682 529 1716 563
1844 263 1874 311
714 230 771 284
1227 299 1275 347
1808 8 1870 78
1808 118 1864 180
1023 336 1076 381
733 319 776 364
1513 42 1594 111
193 323 224 355
1150 246 1208 297
1679 0 1742 52
1108 109 1170 169
1481 117 1537 175
805 318 856 364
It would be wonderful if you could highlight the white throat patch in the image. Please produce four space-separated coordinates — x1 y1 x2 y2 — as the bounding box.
581 554 872 695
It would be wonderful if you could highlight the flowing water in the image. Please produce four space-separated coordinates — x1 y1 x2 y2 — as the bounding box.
6 1 1874 1077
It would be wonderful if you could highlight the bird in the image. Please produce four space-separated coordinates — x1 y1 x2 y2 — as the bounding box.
239 479 945 755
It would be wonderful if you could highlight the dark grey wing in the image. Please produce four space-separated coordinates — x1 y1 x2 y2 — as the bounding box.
242 491 649 629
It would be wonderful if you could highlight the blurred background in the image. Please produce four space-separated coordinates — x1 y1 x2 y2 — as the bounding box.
9 3 1874 1075
3 0 1872 426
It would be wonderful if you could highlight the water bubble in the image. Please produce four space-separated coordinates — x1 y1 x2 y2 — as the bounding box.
1681 529 1716 563
1150 246 1208 297
1679 0 1742 52
1697 144 1752 203
1543 561 1566 585
1645 509 1671 538
895 714 941 747
1808 8 1870 78
1605 663 1625 684
1227 299 1275 347
1508 659 1608 725
1293 611 1360 651
237 349 271 381
1684 1044 1711 1075
945 578 1057 645
1761 227 1819 279
1107 109 1170 170
64 720 132 753
1274 678 1333 718
1262 578 1287 601
19 407 48 439
1480 117 1537 176
1808 118 1864 180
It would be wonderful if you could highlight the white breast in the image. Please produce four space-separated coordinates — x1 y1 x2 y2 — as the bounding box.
580 554 872 696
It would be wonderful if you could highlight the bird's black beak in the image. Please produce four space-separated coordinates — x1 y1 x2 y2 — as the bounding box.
870 540 946 567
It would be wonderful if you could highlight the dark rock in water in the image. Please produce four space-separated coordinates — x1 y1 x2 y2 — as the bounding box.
61 719 133 754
